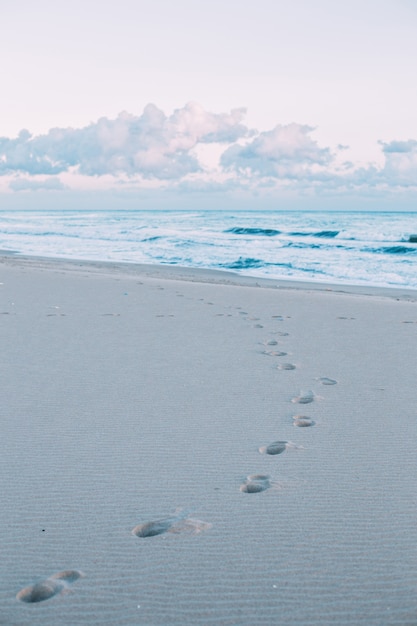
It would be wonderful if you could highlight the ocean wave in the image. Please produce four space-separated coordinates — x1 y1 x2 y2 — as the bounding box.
370 246 417 255
285 242 322 249
220 257 265 269
221 257 300 271
225 227 281 236
315 230 339 238
288 230 339 238
1 229 83 239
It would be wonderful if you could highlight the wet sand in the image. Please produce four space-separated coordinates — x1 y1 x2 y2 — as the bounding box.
1 255 417 625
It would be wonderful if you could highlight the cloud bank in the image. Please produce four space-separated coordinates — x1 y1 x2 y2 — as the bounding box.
1 102 417 206
0 102 248 179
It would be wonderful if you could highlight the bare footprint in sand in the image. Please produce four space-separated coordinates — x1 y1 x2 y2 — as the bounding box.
16 570 84 603
261 350 288 357
259 441 304 455
316 377 337 385
291 390 318 404
240 474 282 493
240 474 272 493
292 415 316 427
132 509 211 538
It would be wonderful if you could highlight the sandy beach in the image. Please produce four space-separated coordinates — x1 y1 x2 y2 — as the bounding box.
1 254 417 626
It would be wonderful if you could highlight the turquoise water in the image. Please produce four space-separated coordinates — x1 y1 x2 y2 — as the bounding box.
0 209 416 288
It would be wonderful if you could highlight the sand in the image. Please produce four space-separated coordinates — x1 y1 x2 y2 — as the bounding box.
1 254 417 625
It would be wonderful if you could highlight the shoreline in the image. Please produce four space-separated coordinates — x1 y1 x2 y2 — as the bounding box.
2 252 417 301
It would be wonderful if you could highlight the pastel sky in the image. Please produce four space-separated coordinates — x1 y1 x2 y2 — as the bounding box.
1 0 417 210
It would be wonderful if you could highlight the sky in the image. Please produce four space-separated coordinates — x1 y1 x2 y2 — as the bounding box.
1 0 417 211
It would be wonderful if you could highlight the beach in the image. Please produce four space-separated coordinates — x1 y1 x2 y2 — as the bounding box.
1 254 417 625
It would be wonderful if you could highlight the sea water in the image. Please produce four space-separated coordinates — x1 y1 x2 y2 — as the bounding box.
0 209 416 289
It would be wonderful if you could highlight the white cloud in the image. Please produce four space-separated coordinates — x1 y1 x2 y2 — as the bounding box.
1 103 417 205
220 124 333 179
378 139 417 187
0 102 250 180
0 129 62 175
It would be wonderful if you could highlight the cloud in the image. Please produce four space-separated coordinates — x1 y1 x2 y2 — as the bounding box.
1 103 417 202
378 139 417 187
0 102 250 180
0 129 62 175
380 139 417 153
8 176 66 191
220 123 333 178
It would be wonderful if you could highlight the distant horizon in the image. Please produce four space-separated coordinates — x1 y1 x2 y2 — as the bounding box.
1 205 416 215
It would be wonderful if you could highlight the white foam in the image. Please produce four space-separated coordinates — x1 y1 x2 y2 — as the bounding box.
1 209 416 289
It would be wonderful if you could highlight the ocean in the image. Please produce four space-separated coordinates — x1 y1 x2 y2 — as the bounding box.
0 209 416 289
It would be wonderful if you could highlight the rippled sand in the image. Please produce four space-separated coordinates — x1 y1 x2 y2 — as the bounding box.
1 255 417 625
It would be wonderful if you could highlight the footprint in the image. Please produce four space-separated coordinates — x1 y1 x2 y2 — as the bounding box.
291 391 316 404
132 509 210 538
263 340 278 346
17 580 64 604
16 570 84 603
292 415 315 427
259 441 287 455
132 511 188 537
316 377 337 385
132 520 172 537
259 441 303 455
240 474 272 493
261 350 288 357
277 363 296 370
51 571 84 583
